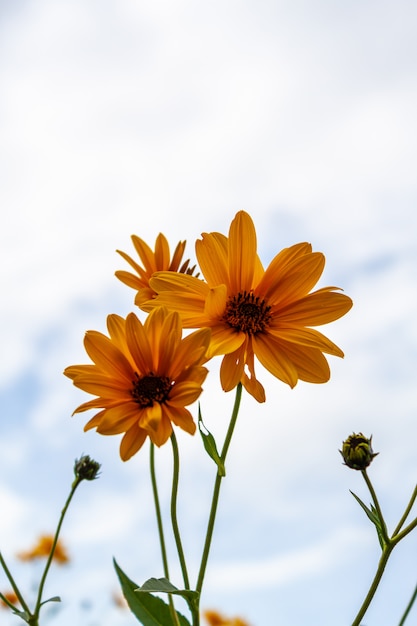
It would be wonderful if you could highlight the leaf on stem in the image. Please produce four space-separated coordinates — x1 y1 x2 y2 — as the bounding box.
350 490 386 549
198 406 225 477
114 559 191 626
39 596 61 607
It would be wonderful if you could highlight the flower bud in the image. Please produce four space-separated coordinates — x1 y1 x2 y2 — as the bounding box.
74 455 101 481
340 433 378 470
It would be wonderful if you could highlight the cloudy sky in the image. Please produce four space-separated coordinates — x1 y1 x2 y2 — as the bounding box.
1 0 417 624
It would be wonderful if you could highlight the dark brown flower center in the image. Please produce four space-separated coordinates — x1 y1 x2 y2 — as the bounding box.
222 291 272 335
131 372 172 407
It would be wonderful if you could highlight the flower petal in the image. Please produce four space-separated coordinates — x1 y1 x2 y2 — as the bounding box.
277 289 353 325
228 211 257 293
120 424 148 461
252 334 299 388
196 232 229 287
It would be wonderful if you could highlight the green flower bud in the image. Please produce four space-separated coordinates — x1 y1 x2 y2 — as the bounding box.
340 433 378 470
74 455 101 481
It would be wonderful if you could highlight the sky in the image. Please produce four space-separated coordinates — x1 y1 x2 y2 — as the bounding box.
1 0 417 624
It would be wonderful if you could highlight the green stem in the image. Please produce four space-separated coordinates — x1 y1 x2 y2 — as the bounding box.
398 582 417 626
149 442 180 626
31 476 83 623
195 383 243 596
351 543 393 626
393 486 417 536
361 469 389 544
170 431 190 590
0 552 31 615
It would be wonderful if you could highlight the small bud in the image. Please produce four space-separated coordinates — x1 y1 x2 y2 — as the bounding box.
340 433 378 470
74 455 101 481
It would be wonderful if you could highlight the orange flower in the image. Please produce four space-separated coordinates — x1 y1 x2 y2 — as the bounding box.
147 211 353 402
64 308 211 461
204 609 251 626
0 590 19 610
17 534 69 565
116 233 197 306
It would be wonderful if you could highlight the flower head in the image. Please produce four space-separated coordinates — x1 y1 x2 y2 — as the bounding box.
116 233 198 306
74 455 101 482
17 535 69 565
204 609 251 626
147 211 353 402
340 433 378 470
64 308 210 461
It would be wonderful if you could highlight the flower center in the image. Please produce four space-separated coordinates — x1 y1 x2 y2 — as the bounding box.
223 291 272 335
131 372 172 407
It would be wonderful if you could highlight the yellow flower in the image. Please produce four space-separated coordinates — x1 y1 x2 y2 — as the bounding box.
204 609 251 626
17 535 69 565
0 590 20 610
64 308 210 461
116 233 197 306
147 211 353 402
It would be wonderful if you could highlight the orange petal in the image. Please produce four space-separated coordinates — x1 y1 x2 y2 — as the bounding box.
196 232 229 287
261 252 325 306
163 404 196 435
277 290 353 325
120 424 148 461
268 326 344 357
228 211 257 293
252 334 299 388
208 326 246 358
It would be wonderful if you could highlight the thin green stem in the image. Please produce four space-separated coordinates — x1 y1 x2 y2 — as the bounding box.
0 552 31 615
361 469 389 544
149 442 180 626
398 582 417 626
351 544 393 626
195 383 243 596
170 431 190 590
392 515 417 545
32 476 82 622
393 485 417 537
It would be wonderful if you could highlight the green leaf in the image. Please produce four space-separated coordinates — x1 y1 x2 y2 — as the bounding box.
114 559 191 626
40 596 61 607
138 578 199 612
198 406 225 476
350 491 386 549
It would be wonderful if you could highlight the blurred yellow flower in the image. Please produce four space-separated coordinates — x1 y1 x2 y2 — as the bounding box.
17 534 69 565
64 308 210 461
204 609 251 626
116 233 197 306
0 590 19 610
147 211 353 402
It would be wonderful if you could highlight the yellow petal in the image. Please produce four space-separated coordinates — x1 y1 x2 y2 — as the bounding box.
154 233 171 269
219 345 246 391
84 332 133 381
277 290 353 325
196 232 229 287
278 342 331 383
208 326 246 358
169 380 207 406
120 424 148 461
252 334 299 388
261 252 325 306
228 211 257 293
97 404 140 435
163 404 196 435
268 326 345 357
204 285 227 320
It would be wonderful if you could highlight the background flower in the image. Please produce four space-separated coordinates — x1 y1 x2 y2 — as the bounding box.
17 534 70 565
